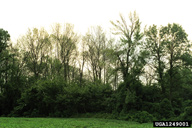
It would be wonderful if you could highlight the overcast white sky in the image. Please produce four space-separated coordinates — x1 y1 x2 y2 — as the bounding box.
1 0 192 42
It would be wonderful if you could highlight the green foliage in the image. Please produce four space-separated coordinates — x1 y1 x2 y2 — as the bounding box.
118 110 154 123
183 100 192 108
134 111 154 123
181 53 192 66
11 79 65 117
159 98 174 119
142 85 162 102
125 90 136 104
19 28 50 79
0 29 10 53
11 78 113 117
0 93 3 115
1 12 192 124
179 106 192 121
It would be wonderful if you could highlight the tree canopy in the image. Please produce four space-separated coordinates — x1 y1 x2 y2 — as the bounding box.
0 12 192 122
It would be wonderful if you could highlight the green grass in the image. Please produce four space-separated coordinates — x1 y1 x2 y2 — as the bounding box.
0 117 190 128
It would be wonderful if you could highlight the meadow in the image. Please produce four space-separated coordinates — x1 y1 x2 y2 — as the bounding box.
1 117 191 128
0 117 153 128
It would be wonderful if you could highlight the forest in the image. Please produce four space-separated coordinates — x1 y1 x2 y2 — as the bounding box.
0 12 192 123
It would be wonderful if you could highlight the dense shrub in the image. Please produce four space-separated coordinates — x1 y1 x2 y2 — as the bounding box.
183 100 192 108
179 106 192 121
141 85 162 102
134 111 154 123
11 79 113 117
0 94 3 116
118 110 154 123
11 87 43 117
159 98 174 119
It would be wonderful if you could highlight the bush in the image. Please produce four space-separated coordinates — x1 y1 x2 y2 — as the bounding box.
11 78 113 117
179 106 192 121
118 110 132 121
133 111 154 123
183 100 192 108
159 98 174 119
117 110 154 123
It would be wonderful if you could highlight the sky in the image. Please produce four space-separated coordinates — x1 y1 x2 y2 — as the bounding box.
1 0 192 42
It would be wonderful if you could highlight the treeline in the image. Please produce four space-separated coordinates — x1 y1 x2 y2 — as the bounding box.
0 12 192 123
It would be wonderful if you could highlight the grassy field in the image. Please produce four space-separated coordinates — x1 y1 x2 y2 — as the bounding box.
0 117 190 128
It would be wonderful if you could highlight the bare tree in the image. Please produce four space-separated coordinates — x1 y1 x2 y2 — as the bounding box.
110 11 143 88
83 26 107 83
51 23 79 82
17 28 50 79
